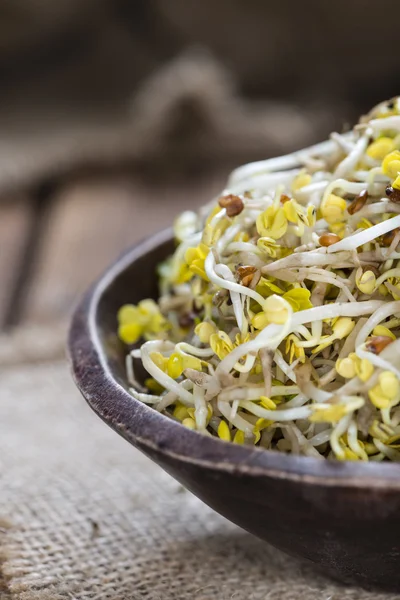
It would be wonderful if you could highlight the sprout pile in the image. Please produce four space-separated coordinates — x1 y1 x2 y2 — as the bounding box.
118 97 400 461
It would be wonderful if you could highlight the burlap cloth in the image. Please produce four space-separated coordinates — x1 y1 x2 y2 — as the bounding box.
0 327 399 600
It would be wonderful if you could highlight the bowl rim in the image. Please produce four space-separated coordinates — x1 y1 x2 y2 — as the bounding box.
68 228 400 488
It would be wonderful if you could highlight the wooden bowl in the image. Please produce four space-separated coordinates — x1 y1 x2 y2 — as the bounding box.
68 228 400 591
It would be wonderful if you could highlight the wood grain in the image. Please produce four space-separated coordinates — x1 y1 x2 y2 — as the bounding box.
0 199 34 328
22 173 225 325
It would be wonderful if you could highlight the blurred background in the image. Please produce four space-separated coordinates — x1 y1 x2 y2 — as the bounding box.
1 0 399 359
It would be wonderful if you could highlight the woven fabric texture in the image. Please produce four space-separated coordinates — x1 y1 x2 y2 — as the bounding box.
1 353 400 599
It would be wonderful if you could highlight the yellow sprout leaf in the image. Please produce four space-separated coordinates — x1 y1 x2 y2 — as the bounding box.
372 325 396 340
368 372 399 409
195 321 216 344
210 331 234 359
251 311 269 330
259 396 276 410
393 173 400 190
233 430 245 444
285 334 306 364
366 137 395 161
167 353 184 379
174 262 194 284
118 304 140 325
382 150 400 179
354 355 374 382
173 403 190 422
185 243 209 281
283 288 313 312
256 277 285 298
256 206 288 239
167 353 203 379
182 417 196 430
356 269 376 295
379 371 399 400
333 317 355 339
342 447 360 461
218 420 231 441
291 171 312 191
283 200 316 237
336 356 357 379
117 299 168 343
257 237 280 257
150 351 168 372
118 322 143 344
145 378 164 394
321 194 347 224
310 404 347 423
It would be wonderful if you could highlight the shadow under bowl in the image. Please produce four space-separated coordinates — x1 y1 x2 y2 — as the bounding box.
68 228 400 592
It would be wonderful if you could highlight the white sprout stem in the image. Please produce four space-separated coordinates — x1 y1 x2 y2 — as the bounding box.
375 268 400 288
126 353 146 391
303 273 356 302
290 425 324 458
355 301 400 347
294 180 329 204
218 384 300 403
333 133 370 179
291 300 385 327
239 400 312 422
308 429 332 447
300 381 332 403
225 241 263 255
215 222 242 254
322 179 368 205
327 215 400 253
175 342 215 358
273 350 297 383
370 116 400 133
205 251 266 307
216 300 382 377
347 201 400 226
141 341 194 405
216 316 293 377
156 379 193 412
214 263 246 332
233 353 257 373
330 132 355 153
347 420 368 460
129 389 161 404
263 249 352 272
228 136 352 185
330 413 353 459
217 399 254 433
356 346 400 379
279 393 308 409
373 439 400 461
193 385 208 431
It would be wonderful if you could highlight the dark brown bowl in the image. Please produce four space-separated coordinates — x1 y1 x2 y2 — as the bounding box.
68 228 400 592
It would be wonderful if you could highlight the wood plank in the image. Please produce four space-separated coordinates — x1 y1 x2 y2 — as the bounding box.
0 199 34 328
22 173 225 325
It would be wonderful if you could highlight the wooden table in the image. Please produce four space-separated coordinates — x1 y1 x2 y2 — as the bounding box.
0 170 225 332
